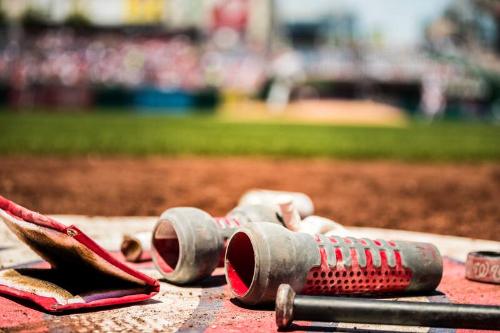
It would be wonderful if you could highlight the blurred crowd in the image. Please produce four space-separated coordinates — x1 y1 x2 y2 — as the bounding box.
0 30 267 93
0 24 496 118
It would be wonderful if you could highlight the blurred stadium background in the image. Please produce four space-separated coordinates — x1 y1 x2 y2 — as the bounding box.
0 0 499 239
1 0 500 157
1 0 500 119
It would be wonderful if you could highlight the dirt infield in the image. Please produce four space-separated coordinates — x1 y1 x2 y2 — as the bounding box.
0 156 499 240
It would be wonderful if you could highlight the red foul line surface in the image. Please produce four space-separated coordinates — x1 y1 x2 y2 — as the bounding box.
0 257 499 332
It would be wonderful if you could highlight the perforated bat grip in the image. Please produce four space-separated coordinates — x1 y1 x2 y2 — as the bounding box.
303 235 412 294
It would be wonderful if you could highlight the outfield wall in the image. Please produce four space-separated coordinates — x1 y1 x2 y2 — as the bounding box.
1 85 220 111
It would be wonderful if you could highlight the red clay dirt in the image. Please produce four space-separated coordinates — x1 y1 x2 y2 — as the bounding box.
0 156 499 240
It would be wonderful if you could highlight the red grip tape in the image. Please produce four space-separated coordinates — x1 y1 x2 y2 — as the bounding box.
302 236 412 295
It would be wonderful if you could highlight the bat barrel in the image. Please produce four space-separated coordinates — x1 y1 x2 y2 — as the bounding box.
276 284 500 330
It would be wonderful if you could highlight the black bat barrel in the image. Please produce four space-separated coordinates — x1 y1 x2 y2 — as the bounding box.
276 284 500 330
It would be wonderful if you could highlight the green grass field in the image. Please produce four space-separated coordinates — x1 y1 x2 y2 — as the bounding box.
1 111 499 161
